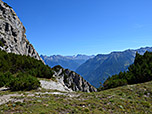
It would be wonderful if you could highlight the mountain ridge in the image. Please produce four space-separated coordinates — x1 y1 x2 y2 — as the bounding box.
41 54 94 71
76 47 152 88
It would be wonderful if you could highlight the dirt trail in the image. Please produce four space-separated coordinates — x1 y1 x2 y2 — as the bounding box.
0 80 78 105
0 90 79 105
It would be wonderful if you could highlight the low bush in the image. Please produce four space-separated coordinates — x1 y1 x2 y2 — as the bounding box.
7 73 40 91
0 72 13 87
0 50 54 79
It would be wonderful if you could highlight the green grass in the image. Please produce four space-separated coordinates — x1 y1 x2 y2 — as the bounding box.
0 81 152 114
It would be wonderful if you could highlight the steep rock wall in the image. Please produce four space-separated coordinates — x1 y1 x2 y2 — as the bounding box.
0 0 43 61
53 65 97 92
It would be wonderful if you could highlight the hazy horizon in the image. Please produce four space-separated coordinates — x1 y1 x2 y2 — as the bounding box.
41 46 151 56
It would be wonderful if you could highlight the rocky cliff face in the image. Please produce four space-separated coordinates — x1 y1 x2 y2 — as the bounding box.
53 65 97 92
0 0 43 61
0 0 96 92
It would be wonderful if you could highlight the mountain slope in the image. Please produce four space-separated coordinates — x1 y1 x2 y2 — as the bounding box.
0 0 96 92
1 80 152 113
41 54 94 71
76 47 152 88
102 51 152 90
0 0 43 62
0 49 96 92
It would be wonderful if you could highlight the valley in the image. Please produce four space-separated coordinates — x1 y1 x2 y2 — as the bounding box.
41 54 94 71
0 0 152 113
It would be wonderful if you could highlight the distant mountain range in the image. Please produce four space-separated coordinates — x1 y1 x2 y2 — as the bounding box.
40 54 95 71
41 47 152 88
76 47 152 88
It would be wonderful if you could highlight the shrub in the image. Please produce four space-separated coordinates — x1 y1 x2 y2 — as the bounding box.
7 73 40 91
101 51 152 90
0 50 54 79
0 72 13 87
0 73 5 87
103 78 127 90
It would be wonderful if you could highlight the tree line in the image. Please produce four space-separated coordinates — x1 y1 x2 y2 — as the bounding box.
0 50 54 91
99 51 152 90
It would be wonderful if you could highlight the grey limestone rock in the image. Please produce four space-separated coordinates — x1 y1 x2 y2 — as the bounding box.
53 65 97 92
0 0 96 92
0 0 43 62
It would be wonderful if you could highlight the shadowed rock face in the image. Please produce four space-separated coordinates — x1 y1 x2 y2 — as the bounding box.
53 65 97 92
0 0 43 62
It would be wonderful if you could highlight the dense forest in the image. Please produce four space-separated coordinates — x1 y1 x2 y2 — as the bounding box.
99 51 152 90
0 50 54 91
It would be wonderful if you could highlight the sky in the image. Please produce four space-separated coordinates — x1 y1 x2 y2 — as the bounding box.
3 0 152 56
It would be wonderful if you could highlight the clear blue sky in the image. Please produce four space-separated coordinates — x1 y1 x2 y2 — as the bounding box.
3 0 152 56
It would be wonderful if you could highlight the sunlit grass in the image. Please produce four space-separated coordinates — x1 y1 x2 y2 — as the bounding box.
0 81 152 113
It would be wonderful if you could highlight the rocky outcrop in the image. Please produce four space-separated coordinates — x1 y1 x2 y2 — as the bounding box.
53 65 97 92
40 80 73 92
0 0 43 61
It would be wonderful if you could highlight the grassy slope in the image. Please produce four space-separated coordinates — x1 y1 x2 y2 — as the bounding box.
0 81 152 114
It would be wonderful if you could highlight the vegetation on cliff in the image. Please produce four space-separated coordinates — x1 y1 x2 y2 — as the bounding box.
0 50 54 91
